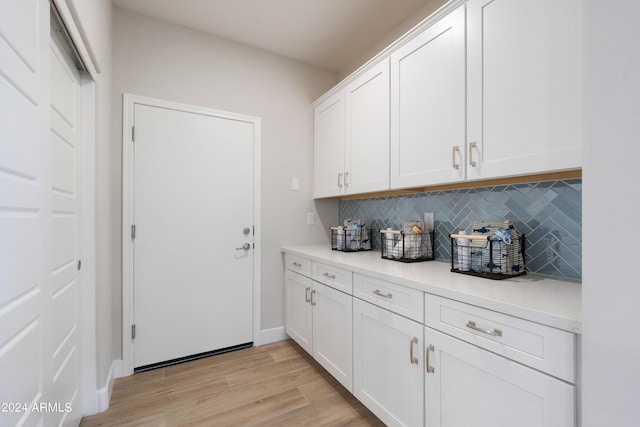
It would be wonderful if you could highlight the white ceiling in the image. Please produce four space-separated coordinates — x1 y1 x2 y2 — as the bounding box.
112 0 436 72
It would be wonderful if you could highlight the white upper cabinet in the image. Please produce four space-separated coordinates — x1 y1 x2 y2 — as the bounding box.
466 0 583 180
345 58 390 195
390 6 466 189
314 58 390 198
314 91 345 198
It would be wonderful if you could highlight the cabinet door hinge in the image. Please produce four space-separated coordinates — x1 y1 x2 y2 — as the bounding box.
132 126 135 142
131 224 136 240
131 324 136 340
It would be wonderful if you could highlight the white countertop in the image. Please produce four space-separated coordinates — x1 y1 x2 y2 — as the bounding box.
281 245 582 334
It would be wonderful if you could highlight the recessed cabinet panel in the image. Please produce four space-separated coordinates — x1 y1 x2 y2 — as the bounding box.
353 273 423 322
425 327 575 427
353 298 424 427
466 0 582 179
390 6 466 189
425 293 576 382
285 270 313 354
345 58 390 194
314 92 345 198
313 283 353 391
312 261 353 294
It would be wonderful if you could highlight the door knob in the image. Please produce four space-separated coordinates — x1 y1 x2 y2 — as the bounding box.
236 243 251 250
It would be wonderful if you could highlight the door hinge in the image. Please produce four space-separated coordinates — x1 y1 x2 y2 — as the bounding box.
131 224 136 240
131 324 136 340
77 260 82 271
132 126 135 142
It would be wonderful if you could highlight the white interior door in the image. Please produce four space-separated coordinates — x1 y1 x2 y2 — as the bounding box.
0 3 85 426
133 103 255 369
49 27 83 426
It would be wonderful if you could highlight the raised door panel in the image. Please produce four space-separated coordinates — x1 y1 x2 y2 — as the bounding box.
314 91 345 198
285 270 313 354
390 6 466 189
345 58 390 194
313 283 352 391
467 0 582 180
353 298 423 427
425 327 575 427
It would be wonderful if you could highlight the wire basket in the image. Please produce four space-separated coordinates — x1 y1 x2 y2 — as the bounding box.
331 226 374 252
381 229 435 262
450 233 526 280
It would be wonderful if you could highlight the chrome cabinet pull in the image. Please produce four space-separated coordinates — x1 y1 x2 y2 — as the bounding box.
409 337 419 365
322 272 336 280
469 141 478 167
452 145 460 170
310 290 317 306
426 344 435 373
305 287 311 303
373 289 393 299
344 171 350 188
338 172 344 188
466 320 503 337
292 261 302 268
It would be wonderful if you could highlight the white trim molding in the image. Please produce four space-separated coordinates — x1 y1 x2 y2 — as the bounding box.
256 327 288 346
121 94 262 376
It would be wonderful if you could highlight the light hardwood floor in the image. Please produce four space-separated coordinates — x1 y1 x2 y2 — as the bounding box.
80 340 384 426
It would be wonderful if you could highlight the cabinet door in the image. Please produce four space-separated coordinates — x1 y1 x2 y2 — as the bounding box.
390 6 466 189
345 58 390 194
466 0 583 180
284 270 313 354
353 298 424 427
313 282 353 391
314 91 345 198
424 327 575 427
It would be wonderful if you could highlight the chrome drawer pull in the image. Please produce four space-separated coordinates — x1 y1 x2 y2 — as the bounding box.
466 320 502 337
373 289 393 299
410 337 419 365
322 272 336 280
426 344 435 373
305 287 311 303
292 261 302 267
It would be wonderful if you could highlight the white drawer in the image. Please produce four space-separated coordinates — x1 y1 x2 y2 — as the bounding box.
284 253 311 277
353 273 423 322
424 293 576 383
312 262 352 294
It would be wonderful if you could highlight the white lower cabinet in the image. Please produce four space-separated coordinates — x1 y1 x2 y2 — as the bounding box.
313 282 353 390
353 298 424 427
285 269 313 354
284 252 578 427
284 269 353 391
424 326 575 427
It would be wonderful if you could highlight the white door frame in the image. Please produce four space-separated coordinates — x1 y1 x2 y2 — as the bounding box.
51 0 99 416
121 94 262 376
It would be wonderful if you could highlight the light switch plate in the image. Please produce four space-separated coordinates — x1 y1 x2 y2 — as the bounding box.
307 212 315 225
292 178 300 191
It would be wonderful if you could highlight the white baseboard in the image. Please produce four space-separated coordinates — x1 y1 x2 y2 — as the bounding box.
256 326 287 346
96 359 124 412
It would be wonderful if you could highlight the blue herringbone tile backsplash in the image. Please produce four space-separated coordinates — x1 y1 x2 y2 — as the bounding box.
338 179 582 280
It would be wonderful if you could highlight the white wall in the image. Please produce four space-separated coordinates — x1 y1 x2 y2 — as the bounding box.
338 0 447 80
112 8 338 342
582 0 640 424
63 0 116 394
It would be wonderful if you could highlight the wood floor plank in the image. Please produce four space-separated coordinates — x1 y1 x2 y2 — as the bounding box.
80 340 382 427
